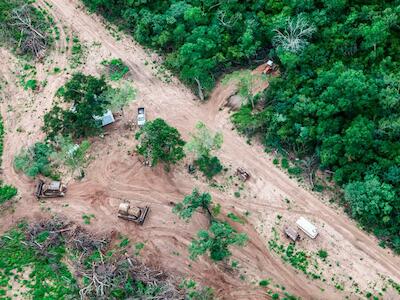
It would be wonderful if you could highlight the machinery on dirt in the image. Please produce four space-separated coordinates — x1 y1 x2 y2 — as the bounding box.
137 107 146 127
263 60 277 74
117 202 150 225
35 179 67 199
235 167 250 181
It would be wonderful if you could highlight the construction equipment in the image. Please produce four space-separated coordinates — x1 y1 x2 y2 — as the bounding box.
263 60 277 74
35 179 67 199
118 202 149 225
284 226 300 242
296 217 319 239
235 167 250 181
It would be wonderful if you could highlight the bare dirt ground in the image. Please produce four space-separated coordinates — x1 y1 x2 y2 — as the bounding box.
0 0 400 299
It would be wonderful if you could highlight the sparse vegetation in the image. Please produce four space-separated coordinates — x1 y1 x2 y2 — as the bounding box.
102 58 129 81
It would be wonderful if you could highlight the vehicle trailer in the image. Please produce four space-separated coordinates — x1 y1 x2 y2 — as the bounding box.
296 217 318 239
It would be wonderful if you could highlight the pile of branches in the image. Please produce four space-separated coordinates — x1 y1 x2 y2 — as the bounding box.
9 4 48 59
25 216 185 299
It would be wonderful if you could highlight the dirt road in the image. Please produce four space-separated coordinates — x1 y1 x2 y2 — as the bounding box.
0 0 399 299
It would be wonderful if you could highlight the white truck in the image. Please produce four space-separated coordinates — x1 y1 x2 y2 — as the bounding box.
137 107 146 127
296 217 318 239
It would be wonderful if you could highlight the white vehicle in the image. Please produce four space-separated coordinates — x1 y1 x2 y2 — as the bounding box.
137 107 146 126
296 217 318 239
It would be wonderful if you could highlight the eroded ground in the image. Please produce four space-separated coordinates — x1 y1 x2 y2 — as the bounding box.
0 0 400 299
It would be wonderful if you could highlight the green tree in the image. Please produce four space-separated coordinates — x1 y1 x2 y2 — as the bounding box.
344 175 396 226
173 188 212 220
189 220 248 261
185 122 222 159
135 118 185 167
43 73 110 139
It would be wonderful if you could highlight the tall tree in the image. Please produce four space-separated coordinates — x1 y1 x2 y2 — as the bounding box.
135 118 185 167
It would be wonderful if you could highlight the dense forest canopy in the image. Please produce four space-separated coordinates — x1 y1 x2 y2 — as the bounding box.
73 0 400 252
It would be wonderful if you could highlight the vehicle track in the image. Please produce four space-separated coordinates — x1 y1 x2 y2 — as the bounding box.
0 0 399 299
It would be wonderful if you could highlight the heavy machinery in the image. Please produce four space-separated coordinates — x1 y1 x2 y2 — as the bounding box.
263 60 277 74
117 202 150 225
235 167 250 181
35 180 67 199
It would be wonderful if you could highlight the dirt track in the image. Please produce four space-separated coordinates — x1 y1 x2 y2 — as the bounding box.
1 0 400 299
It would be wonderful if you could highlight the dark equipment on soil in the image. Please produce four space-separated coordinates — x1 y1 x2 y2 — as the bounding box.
35 179 67 199
117 202 150 225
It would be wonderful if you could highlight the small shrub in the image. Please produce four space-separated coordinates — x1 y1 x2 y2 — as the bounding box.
195 155 223 179
259 279 270 287
317 249 328 260
24 79 38 91
102 58 129 81
281 158 289 169
234 191 240 198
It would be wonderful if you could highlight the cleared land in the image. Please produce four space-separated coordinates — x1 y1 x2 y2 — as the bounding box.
0 0 399 299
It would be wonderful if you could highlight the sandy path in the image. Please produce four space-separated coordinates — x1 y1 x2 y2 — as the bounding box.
0 0 399 299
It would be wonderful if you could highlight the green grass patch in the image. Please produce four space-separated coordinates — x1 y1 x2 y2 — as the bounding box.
227 212 245 224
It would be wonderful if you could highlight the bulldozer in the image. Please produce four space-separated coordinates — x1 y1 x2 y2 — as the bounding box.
117 202 150 225
35 179 67 199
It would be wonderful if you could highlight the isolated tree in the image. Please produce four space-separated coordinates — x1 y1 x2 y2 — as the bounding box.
173 189 213 221
43 73 110 139
189 220 248 261
51 135 90 176
185 122 223 159
273 16 316 53
135 118 185 167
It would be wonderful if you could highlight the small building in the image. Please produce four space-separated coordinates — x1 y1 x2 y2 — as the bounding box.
94 110 115 127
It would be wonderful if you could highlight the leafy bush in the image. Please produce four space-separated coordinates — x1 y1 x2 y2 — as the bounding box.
102 58 129 81
0 183 17 204
195 155 223 179
317 249 328 260
173 189 212 221
14 142 54 178
189 220 248 261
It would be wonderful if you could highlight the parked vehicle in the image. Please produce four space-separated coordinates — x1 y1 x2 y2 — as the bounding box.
296 217 318 239
137 107 146 127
